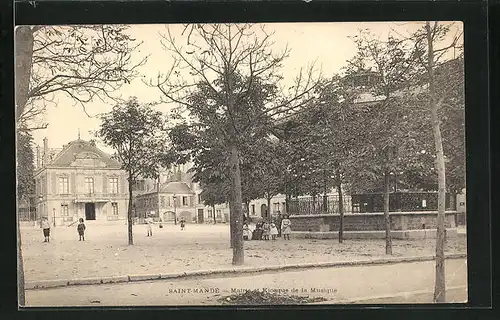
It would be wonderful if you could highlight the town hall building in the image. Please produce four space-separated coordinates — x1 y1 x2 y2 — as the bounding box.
34 137 129 226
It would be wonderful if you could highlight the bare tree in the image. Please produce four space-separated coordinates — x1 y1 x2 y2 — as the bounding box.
151 24 321 265
407 21 464 303
15 25 146 130
15 25 145 304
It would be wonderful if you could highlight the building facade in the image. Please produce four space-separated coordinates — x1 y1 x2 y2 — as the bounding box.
134 164 231 223
33 138 129 226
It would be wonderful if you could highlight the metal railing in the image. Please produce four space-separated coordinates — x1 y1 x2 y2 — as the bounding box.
287 192 457 215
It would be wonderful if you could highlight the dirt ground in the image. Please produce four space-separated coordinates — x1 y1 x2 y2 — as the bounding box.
20 223 467 282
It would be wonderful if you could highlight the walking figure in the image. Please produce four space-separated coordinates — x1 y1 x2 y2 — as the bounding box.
281 215 292 240
180 218 186 230
77 218 86 241
41 217 51 243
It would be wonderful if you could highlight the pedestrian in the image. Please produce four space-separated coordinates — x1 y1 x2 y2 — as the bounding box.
41 217 51 243
262 220 270 241
180 218 186 231
77 218 86 241
270 221 278 240
276 211 283 237
243 223 250 241
281 215 292 240
146 215 153 237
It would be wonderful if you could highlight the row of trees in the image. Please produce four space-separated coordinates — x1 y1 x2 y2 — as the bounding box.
16 22 464 304
150 23 463 303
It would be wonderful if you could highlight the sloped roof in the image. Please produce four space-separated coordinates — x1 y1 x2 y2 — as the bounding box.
160 181 195 195
48 139 122 168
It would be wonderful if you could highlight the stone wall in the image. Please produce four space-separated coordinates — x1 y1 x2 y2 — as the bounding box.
289 211 457 232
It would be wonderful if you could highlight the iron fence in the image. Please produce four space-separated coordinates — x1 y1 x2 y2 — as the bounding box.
287 192 456 215
287 195 353 215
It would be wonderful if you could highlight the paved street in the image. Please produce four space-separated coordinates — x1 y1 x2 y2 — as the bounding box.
25 258 467 306
20 223 467 283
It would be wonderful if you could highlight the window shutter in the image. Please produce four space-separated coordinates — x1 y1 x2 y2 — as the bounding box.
103 174 108 194
51 172 56 195
71 173 76 194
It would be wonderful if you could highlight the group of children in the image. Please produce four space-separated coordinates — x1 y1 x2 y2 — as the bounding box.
39 217 86 243
243 216 292 241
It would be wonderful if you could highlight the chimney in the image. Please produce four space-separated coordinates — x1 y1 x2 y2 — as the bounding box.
36 145 40 169
43 137 48 166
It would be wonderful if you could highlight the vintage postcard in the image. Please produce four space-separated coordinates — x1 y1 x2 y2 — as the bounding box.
16 21 467 307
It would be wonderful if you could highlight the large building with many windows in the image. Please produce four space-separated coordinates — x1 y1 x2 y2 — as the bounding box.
33 137 129 226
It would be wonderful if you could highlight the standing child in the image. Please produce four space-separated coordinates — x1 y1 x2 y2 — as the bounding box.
180 218 186 231
146 216 153 237
41 217 51 243
262 220 270 241
243 223 250 241
270 221 278 240
281 215 292 240
77 218 86 241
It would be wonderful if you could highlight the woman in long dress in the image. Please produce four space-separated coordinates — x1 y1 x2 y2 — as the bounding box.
281 216 292 240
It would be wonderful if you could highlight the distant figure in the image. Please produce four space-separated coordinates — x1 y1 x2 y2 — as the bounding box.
243 223 250 241
281 215 292 240
77 218 86 241
262 220 270 240
146 216 153 237
41 217 51 243
180 218 186 231
270 221 278 240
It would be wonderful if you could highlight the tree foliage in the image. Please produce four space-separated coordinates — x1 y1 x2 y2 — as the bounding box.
17 130 35 202
154 24 321 265
97 97 173 245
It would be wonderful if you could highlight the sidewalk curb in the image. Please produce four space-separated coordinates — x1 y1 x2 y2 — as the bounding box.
25 253 466 290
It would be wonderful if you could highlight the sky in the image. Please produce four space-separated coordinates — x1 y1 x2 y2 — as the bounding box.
29 21 462 155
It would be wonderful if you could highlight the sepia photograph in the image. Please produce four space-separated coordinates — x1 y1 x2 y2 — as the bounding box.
15 21 467 307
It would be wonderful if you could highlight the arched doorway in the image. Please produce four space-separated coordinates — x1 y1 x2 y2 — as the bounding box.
260 204 268 219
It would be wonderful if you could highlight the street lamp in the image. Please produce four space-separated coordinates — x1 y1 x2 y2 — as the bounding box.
53 208 56 227
173 194 177 225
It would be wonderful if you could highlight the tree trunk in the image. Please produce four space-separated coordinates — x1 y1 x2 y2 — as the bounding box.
17 217 25 306
229 198 235 248
336 169 344 244
323 172 328 214
427 21 447 303
15 26 35 122
127 174 134 245
245 201 250 219
230 145 244 265
267 194 271 220
156 176 160 218
285 193 290 215
384 169 392 255
213 204 216 225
